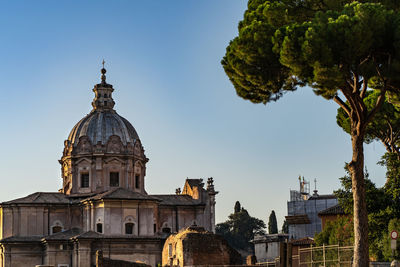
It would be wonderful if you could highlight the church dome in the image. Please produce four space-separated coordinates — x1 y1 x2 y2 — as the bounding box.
67 111 139 146
67 65 139 147
60 64 147 195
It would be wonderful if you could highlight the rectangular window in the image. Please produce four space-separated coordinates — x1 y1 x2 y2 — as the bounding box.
135 174 140 189
81 173 89 188
96 223 103 233
110 172 119 187
125 223 134 235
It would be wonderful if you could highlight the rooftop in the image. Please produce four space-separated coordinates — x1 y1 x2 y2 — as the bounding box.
318 204 346 216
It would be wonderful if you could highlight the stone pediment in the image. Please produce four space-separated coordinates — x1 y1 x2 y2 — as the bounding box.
75 158 92 165
104 157 125 164
82 188 159 202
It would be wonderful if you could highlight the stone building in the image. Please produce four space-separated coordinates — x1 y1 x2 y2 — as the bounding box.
0 67 218 267
161 225 241 267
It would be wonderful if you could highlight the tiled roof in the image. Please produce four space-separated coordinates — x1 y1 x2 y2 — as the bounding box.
43 228 83 241
83 188 160 202
2 192 71 205
289 237 315 245
252 234 289 243
0 235 43 243
73 231 104 239
285 214 311 224
72 231 164 240
308 194 337 200
318 204 345 216
152 195 203 206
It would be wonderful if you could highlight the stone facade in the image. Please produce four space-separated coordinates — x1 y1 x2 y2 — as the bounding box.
162 226 241 267
0 68 218 267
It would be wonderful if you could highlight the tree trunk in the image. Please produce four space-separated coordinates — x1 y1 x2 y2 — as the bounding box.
349 130 369 267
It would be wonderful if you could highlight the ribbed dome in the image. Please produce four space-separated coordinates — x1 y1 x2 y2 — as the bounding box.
67 110 139 146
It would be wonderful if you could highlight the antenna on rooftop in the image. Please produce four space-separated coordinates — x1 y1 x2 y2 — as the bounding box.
313 178 319 196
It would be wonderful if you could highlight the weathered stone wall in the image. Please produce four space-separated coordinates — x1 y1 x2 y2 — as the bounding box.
0 204 84 240
97 250 152 267
1 243 43 267
162 226 241 267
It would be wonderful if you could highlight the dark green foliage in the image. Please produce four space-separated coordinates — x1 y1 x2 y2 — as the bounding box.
334 166 389 215
268 210 278 234
315 217 354 246
333 164 400 260
234 201 241 214
216 204 266 252
379 153 400 217
223 1 400 104
281 220 288 234
337 92 400 155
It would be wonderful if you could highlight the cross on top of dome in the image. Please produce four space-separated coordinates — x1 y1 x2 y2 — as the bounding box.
101 59 107 84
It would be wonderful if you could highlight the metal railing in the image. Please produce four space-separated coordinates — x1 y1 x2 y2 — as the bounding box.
256 258 279 267
296 244 354 267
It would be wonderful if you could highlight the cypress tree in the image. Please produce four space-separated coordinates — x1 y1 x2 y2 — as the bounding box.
268 210 278 234
234 201 241 214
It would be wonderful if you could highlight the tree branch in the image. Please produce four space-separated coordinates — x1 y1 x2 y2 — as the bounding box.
360 79 367 99
334 95 351 117
367 88 386 124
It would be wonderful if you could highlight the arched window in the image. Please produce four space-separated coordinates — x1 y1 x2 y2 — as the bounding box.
96 223 103 233
125 223 134 235
50 220 63 234
52 226 62 234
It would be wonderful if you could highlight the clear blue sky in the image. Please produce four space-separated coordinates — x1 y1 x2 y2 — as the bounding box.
0 1 387 227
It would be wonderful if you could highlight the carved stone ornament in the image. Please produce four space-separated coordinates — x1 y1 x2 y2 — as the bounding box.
106 135 122 153
134 141 141 156
63 163 69 178
77 136 92 154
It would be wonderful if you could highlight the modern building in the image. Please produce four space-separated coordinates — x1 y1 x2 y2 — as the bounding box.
285 177 338 240
0 67 218 267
